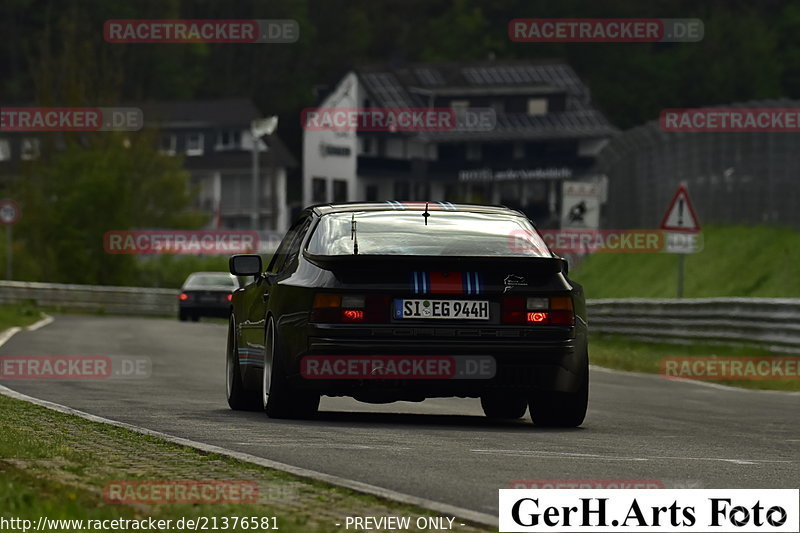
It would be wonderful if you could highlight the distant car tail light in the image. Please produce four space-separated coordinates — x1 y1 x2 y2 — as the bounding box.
506 295 575 325
226 293 233 302
179 293 189 301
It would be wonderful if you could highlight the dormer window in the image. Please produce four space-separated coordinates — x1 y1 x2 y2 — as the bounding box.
216 130 242 151
186 133 204 156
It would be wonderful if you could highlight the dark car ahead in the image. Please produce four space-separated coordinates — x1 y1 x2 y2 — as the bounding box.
225 202 588 427
179 272 237 321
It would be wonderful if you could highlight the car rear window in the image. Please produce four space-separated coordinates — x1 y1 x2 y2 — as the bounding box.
306 210 550 257
184 274 236 288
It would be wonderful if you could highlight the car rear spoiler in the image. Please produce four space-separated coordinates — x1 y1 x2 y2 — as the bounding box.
304 253 567 276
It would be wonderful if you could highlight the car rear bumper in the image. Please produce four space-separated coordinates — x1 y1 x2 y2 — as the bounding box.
285 323 587 398
179 303 230 317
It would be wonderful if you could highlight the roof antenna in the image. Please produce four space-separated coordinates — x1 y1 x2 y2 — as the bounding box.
422 202 430 226
350 213 359 255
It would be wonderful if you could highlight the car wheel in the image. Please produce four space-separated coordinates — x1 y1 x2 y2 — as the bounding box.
179 309 188 321
190 313 199 322
480 394 528 419
226 316 260 410
528 358 589 427
263 316 319 419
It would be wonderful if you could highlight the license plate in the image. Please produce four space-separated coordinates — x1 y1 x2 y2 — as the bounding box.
394 299 490 320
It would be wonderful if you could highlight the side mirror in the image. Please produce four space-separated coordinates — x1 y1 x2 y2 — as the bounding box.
230 254 262 276
560 257 569 276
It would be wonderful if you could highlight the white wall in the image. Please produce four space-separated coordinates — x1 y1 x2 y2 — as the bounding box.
302 72 360 207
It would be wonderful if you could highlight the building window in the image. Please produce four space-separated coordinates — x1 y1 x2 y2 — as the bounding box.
466 142 482 161
513 141 525 159
312 177 327 203
159 134 176 155
216 130 241 151
394 181 410 200
361 137 373 155
186 133 204 156
21 138 40 160
450 99 469 108
332 180 348 203
0 139 10 161
365 185 378 201
527 98 548 116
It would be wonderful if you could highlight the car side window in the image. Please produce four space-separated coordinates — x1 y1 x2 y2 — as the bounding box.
267 217 310 274
280 218 312 274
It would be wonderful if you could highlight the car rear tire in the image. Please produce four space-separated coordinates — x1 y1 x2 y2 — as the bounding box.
226 316 260 410
528 359 589 427
480 394 528 419
179 309 188 321
190 313 199 322
263 317 319 419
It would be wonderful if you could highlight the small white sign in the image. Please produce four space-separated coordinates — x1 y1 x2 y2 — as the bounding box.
0 199 20 225
561 181 601 229
665 231 703 254
661 185 701 232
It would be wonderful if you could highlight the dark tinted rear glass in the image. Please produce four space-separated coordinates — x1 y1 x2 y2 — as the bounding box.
306 210 550 257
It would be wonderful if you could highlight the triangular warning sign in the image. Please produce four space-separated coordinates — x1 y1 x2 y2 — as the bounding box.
660 184 701 232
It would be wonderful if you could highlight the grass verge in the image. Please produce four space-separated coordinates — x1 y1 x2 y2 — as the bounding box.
0 394 489 532
0 303 43 331
591 334 800 392
572 225 800 298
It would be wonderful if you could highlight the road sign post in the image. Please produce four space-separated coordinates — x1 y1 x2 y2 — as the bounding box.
659 184 701 298
0 199 21 280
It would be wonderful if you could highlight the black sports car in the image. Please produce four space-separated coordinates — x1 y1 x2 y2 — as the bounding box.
226 202 588 426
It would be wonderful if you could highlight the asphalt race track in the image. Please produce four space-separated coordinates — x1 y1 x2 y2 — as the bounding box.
1 315 798 519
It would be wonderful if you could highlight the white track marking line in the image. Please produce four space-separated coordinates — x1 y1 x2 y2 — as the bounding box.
26 313 54 331
0 314 54 349
470 449 794 465
0 384 496 527
0 327 21 348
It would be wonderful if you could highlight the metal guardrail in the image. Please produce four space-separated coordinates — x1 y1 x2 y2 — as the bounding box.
2 281 799 352
588 298 800 353
0 281 178 316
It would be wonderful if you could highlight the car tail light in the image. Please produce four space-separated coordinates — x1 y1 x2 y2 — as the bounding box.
548 296 574 325
501 297 526 324
310 294 387 323
226 293 233 302
342 309 365 322
310 293 342 323
504 295 574 325
179 293 189 301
